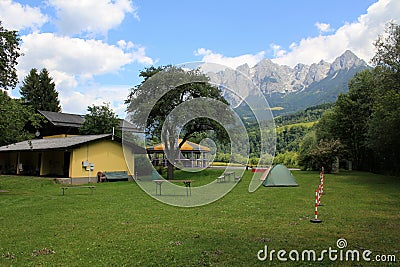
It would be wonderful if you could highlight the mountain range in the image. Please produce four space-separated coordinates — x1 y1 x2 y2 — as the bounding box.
208 50 369 115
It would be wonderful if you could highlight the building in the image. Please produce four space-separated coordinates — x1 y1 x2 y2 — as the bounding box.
147 139 210 168
0 111 145 184
37 110 136 137
0 134 145 184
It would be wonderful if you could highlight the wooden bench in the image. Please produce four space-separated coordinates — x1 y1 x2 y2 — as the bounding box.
217 172 240 183
234 175 242 182
61 186 96 196
103 171 130 182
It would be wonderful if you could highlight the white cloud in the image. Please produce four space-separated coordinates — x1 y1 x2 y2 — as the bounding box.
19 33 130 85
117 39 134 49
270 43 287 58
48 0 138 36
0 0 48 31
272 0 400 67
131 46 154 65
194 48 265 69
60 85 130 118
18 33 153 89
315 22 334 34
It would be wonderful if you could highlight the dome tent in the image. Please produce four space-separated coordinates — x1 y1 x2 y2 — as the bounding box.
262 164 298 187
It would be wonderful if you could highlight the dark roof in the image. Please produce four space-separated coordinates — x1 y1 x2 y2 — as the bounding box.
38 110 140 132
0 134 146 154
39 110 85 127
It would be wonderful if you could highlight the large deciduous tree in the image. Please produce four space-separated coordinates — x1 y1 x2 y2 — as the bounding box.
126 66 230 179
20 68 61 112
79 103 120 136
304 23 400 174
368 22 400 173
315 69 376 170
0 21 20 90
0 91 44 146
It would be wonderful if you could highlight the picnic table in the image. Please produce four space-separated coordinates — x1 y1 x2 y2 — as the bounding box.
216 172 242 183
224 172 235 181
61 186 96 195
153 180 193 196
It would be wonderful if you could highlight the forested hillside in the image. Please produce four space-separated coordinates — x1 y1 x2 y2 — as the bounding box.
230 102 333 167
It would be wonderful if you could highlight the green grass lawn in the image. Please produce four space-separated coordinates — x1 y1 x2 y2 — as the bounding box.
0 170 399 266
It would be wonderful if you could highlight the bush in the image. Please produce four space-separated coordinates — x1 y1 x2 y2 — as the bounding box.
273 151 299 167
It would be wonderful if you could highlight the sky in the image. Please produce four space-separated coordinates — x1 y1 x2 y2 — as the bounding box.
1 0 399 118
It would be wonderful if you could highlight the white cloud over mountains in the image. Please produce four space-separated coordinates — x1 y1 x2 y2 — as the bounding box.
196 0 400 68
272 0 400 66
194 48 265 69
2 0 400 116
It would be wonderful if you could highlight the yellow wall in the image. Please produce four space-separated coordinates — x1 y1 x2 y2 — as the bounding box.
69 140 134 178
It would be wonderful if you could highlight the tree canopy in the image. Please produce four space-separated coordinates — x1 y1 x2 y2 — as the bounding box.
0 21 20 90
79 103 120 136
126 66 230 179
302 22 400 174
0 91 44 146
20 68 61 112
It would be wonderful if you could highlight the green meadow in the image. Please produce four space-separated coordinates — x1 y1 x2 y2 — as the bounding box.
0 170 399 266
275 121 316 132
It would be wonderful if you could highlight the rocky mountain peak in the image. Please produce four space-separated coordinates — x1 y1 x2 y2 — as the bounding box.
207 50 368 108
329 50 367 73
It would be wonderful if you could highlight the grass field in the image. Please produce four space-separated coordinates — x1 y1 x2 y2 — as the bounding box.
268 107 285 111
0 170 399 266
275 121 316 132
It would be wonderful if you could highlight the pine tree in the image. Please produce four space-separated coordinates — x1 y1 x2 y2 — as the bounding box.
20 68 61 112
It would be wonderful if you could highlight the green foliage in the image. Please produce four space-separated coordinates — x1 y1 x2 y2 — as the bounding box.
372 21 400 74
0 91 44 146
19 68 61 112
273 151 299 167
79 103 120 136
275 125 311 154
306 23 400 174
367 71 400 173
298 131 318 170
214 153 230 163
0 21 20 90
126 65 230 178
298 133 344 172
315 69 376 170
126 66 229 143
308 139 344 172
274 103 333 127
366 22 400 174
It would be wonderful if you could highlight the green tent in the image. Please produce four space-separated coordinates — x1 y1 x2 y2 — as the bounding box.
262 164 298 187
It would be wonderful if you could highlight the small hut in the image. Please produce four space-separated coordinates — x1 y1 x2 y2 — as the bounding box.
147 139 210 168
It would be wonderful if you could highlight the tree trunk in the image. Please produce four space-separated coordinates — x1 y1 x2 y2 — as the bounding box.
167 161 174 179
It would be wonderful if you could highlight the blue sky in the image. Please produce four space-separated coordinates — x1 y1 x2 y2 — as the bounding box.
0 0 398 117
